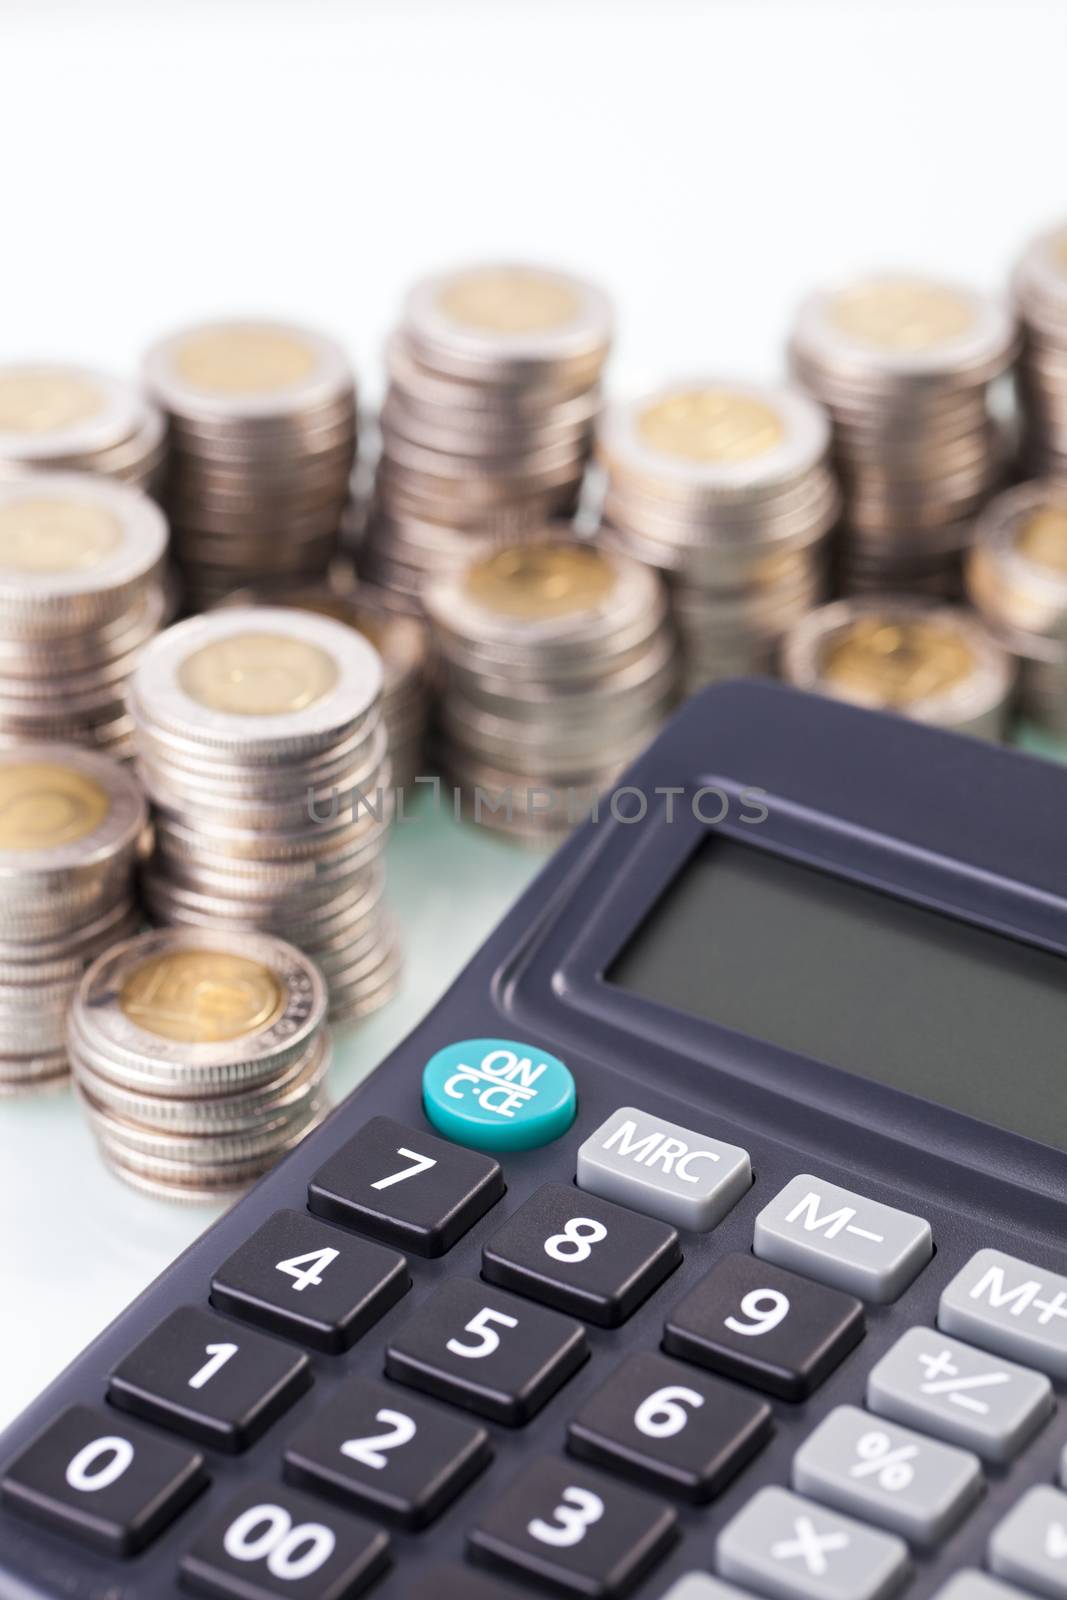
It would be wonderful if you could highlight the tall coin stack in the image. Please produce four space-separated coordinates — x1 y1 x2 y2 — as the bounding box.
143 322 358 610
131 607 400 1021
1014 222 1067 478
69 929 330 1200
597 381 836 692
363 264 613 609
967 480 1067 736
790 276 1017 596
425 540 676 842
782 597 1014 740
0 363 165 491
0 476 169 758
0 746 144 1095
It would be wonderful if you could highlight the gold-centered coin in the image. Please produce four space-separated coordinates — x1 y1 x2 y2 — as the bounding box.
119 949 286 1044
0 370 105 435
466 544 616 619
175 328 317 395
0 498 123 573
0 762 109 850
438 269 580 334
638 388 784 463
178 631 339 715
823 617 975 706
830 280 974 351
1017 505 1067 575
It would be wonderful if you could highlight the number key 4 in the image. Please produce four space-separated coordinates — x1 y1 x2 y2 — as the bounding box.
483 1183 682 1328
663 1252 865 1401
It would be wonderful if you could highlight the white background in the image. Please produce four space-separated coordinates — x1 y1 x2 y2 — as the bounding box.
1 0 1066 1422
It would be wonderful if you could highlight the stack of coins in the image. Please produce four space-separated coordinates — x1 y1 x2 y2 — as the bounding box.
131 607 400 1021
143 321 357 609
0 363 165 491
782 596 1014 740
69 929 330 1200
0 475 169 758
790 276 1017 596
363 263 612 608
0 746 144 1095
425 539 676 842
597 380 836 692
967 480 1067 735
1014 222 1067 478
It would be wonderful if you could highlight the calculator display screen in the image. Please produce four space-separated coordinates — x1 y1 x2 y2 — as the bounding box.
610 837 1067 1151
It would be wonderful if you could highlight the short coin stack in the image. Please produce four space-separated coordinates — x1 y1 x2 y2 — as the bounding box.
0 745 144 1094
363 263 613 608
782 596 1014 740
0 475 169 758
1013 222 1067 478
69 928 330 1200
425 539 676 842
967 480 1067 736
143 321 358 610
790 276 1017 596
0 363 165 491
131 606 400 1021
597 380 836 692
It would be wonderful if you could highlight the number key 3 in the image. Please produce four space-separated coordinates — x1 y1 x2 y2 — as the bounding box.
482 1183 682 1327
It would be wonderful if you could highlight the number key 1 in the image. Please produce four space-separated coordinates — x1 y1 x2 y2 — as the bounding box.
663 1253 865 1400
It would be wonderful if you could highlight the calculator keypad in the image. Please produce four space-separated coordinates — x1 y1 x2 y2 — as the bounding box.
108 1305 312 1453
0 1403 206 1556
385 1277 588 1425
211 1208 410 1354
467 1454 678 1598
567 1350 772 1503
283 1375 491 1528
988 1485 1067 1599
717 1485 910 1600
866 1326 1053 1462
663 1252 865 1400
754 1175 933 1304
482 1182 681 1327
307 1115 505 1258
576 1106 752 1231
939 1248 1067 1379
179 1480 390 1600
792 1404 983 1547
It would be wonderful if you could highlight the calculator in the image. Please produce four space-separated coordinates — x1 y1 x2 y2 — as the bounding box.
4 678 1067 1600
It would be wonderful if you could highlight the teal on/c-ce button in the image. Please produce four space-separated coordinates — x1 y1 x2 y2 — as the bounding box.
422 1038 576 1153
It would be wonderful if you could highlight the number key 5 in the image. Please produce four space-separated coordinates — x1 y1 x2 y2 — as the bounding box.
663 1253 864 1400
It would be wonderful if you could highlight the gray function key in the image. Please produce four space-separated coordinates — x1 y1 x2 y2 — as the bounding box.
989 1486 1067 1600
792 1404 982 1547
576 1106 751 1230
754 1176 932 1303
717 1486 909 1600
866 1327 1052 1463
930 1574 1033 1600
940 1249 1067 1378
661 1580 756 1600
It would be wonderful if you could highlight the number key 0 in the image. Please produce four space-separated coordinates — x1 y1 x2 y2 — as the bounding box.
663 1252 865 1400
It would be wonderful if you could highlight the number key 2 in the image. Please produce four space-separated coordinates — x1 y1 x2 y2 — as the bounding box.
663 1252 864 1400
482 1183 682 1327
211 1209 409 1354
308 1116 505 1258
468 1454 678 1599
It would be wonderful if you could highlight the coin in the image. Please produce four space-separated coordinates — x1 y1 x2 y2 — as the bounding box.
0 364 165 492
782 597 1014 738
1014 222 1067 479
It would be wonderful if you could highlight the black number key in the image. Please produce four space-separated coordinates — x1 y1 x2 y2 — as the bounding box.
663 1251 865 1400
211 1209 409 1355
468 1455 677 1599
482 1183 681 1328
0 1404 206 1556
308 1115 505 1257
567 1351 772 1503
284 1374 491 1528
108 1305 312 1452
180 1480 389 1600
385 1278 588 1425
